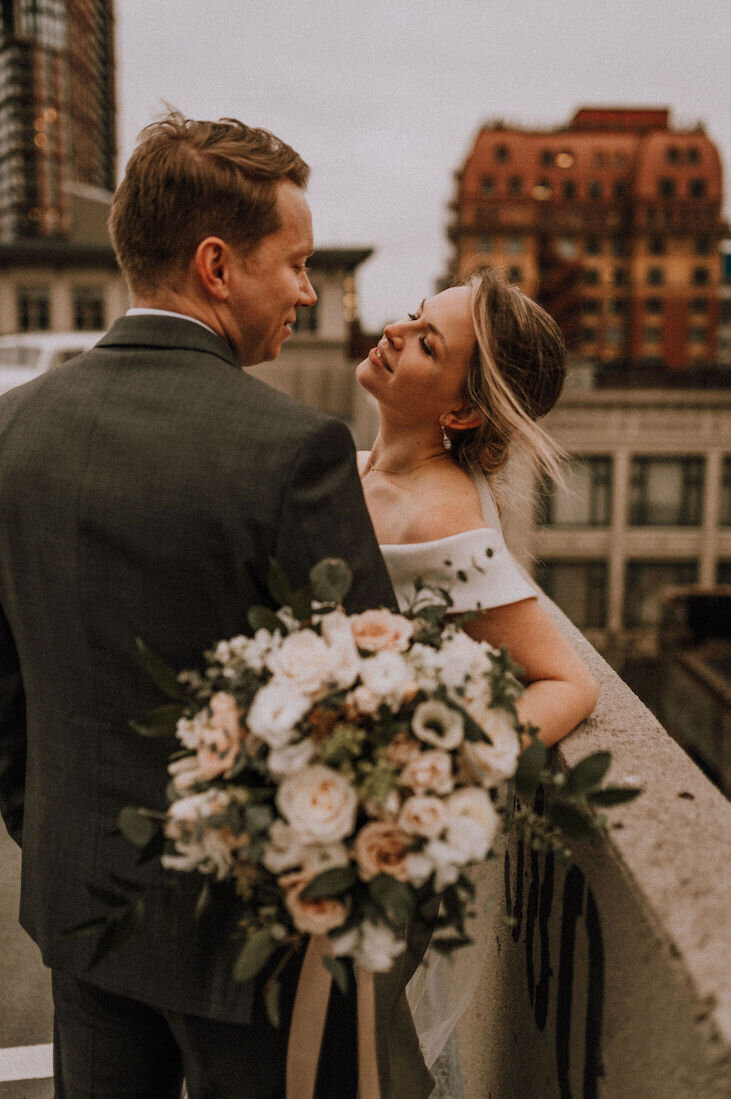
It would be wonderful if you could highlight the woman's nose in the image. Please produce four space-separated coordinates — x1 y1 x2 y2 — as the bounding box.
383 321 404 348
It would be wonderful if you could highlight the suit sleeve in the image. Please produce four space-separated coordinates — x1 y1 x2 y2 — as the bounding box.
274 417 397 614
0 600 26 845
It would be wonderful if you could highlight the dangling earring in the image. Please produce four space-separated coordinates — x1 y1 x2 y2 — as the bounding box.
440 418 452 450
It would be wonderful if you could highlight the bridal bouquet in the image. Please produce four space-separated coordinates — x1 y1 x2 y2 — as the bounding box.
114 558 636 1020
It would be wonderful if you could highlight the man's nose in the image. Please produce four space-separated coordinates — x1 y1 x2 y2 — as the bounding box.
299 275 317 306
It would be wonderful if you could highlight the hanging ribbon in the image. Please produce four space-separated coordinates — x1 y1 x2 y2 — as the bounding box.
286 935 382 1099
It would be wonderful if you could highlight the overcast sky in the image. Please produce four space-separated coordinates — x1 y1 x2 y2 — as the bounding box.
115 0 729 332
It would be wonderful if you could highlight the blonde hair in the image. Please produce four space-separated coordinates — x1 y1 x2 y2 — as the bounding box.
450 266 566 486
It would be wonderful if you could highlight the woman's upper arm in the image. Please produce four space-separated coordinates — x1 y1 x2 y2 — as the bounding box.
462 597 596 694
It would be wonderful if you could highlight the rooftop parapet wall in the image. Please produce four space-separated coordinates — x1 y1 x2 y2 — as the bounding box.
457 598 731 1098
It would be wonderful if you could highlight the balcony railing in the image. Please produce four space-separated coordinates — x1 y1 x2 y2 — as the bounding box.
455 597 731 1098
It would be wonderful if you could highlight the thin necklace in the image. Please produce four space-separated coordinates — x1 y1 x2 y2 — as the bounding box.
365 452 449 476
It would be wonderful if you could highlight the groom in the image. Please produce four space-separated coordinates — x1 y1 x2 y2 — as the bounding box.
0 113 431 1097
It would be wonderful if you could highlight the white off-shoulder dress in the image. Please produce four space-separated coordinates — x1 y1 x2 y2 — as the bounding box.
380 469 536 615
376 470 536 1088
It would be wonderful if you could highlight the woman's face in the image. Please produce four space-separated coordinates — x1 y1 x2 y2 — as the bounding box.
356 285 476 425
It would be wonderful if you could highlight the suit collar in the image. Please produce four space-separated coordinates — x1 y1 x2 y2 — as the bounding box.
98 314 241 371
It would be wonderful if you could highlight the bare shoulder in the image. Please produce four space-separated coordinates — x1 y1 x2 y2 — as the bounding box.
356 451 371 478
404 464 487 542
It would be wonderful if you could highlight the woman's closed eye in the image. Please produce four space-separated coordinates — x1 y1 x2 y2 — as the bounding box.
408 311 434 357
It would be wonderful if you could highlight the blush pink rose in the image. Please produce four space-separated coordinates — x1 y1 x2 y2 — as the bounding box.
349 609 414 653
353 821 413 882
279 870 349 935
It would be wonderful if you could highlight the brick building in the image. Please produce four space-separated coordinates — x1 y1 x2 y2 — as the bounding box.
447 107 725 370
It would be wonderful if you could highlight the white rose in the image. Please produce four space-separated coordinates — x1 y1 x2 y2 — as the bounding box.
404 851 434 887
405 643 442 693
445 785 499 862
276 764 358 844
319 610 361 690
246 682 310 748
262 819 304 874
423 838 463 891
359 651 416 710
349 609 414 653
267 737 315 778
447 815 494 863
346 683 381 715
439 630 493 694
411 699 464 749
357 922 407 972
461 708 520 786
266 629 338 698
401 749 454 796
398 795 448 838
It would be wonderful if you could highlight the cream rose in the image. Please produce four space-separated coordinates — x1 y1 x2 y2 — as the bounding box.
446 787 499 861
262 819 304 874
461 708 520 786
319 610 361 690
267 737 315 778
246 682 310 748
266 629 338 697
279 870 348 935
353 821 412 882
401 749 454 796
398 795 448 839
276 764 357 844
349 608 414 653
359 651 417 710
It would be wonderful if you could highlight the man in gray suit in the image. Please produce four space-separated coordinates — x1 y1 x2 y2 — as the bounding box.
0 113 432 1098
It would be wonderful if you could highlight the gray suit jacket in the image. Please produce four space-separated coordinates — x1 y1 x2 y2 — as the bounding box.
0 314 399 1021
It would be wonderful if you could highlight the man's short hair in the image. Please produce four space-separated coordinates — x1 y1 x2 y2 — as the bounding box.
108 111 310 295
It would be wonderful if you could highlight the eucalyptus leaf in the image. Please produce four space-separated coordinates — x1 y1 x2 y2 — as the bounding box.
233 929 278 983
129 703 184 739
323 955 350 996
300 864 357 900
368 874 415 924
588 785 642 807
267 558 295 608
264 978 282 1028
309 558 352 604
566 751 612 796
290 585 314 621
118 807 160 849
514 738 547 799
135 638 188 702
88 898 145 970
247 605 284 634
547 801 595 839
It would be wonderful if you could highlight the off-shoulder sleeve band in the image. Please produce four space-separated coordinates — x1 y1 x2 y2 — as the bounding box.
379 527 536 614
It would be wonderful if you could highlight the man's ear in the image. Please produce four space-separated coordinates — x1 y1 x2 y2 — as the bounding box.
194 237 229 300
443 405 483 432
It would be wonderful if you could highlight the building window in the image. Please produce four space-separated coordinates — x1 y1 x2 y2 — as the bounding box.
629 457 704 526
624 560 698 628
581 327 597 343
587 181 603 200
658 178 676 198
687 146 701 164
606 325 623 347
556 237 579 259
694 235 711 256
645 297 664 313
508 266 522 284
583 268 600 286
692 267 710 286
647 266 664 286
538 456 612 527
477 234 493 253
494 144 509 163
665 146 680 164
72 288 105 331
690 297 708 313
585 237 600 256
506 234 523 255
480 176 495 195
648 235 665 256
717 561 731 584
644 326 662 343
17 286 50 331
508 175 523 195
721 457 731 526
611 238 628 257
611 267 627 286
688 179 706 198
562 180 576 199
609 298 626 315
536 560 608 629
540 149 553 167
582 298 600 314
688 326 707 343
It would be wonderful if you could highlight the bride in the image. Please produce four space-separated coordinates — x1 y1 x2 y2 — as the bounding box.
355 266 598 1091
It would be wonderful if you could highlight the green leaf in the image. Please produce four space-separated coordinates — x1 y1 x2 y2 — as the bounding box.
588 786 642 807
368 875 416 925
117 806 160 848
129 702 184 738
135 638 188 702
87 898 146 970
233 928 278 983
267 558 295 608
546 801 596 839
565 751 612 796
247 605 284 634
323 955 350 996
309 558 352 604
264 978 282 1028
300 864 358 900
290 585 314 621
514 738 547 798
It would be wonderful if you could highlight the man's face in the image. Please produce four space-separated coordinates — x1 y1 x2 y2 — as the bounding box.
226 180 316 366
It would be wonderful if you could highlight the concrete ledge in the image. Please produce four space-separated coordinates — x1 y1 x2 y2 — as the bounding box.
457 601 731 1097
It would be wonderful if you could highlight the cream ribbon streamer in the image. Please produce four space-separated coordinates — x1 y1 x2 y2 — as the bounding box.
286 935 382 1099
